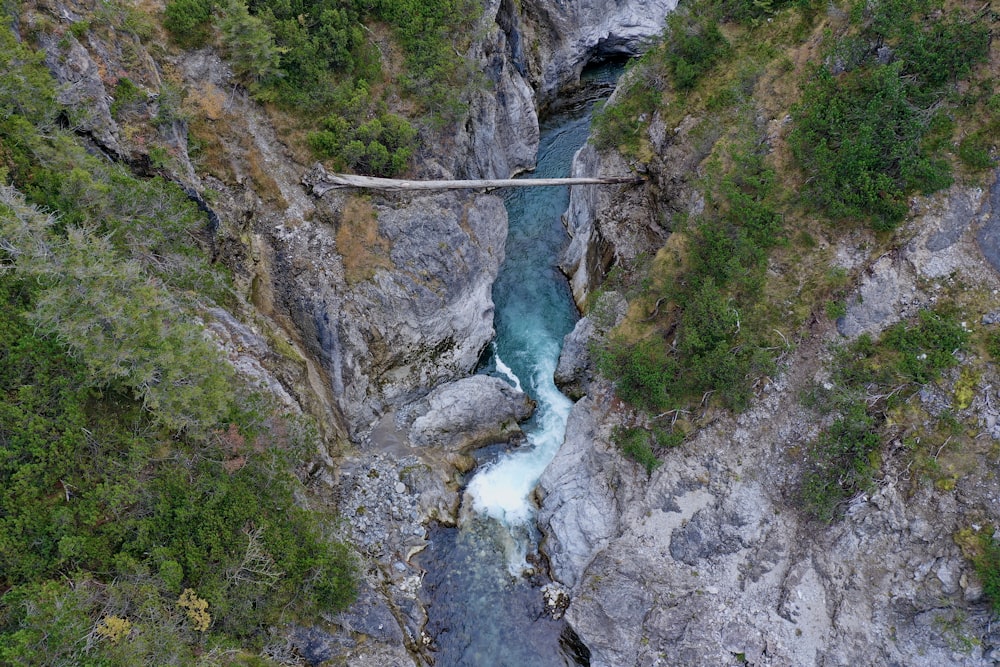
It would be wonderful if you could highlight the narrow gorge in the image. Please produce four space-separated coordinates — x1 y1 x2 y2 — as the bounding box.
2 0 999 665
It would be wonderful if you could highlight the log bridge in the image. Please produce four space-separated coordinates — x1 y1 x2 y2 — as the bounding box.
309 172 644 195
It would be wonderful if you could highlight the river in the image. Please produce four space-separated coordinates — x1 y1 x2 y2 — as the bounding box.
415 65 620 667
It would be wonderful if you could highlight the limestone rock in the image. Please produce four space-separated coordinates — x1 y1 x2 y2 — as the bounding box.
836 254 911 337
203 307 301 412
554 317 595 400
537 396 625 587
37 32 121 154
284 186 508 435
450 0 539 179
525 0 679 105
408 375 535 451
560 142 662 309
975 168 1000 273
555 291 628 398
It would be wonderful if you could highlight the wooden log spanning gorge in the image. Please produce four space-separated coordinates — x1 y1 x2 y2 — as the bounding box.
308 171 644 195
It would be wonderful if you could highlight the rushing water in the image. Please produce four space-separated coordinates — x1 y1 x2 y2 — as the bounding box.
417 64 621 667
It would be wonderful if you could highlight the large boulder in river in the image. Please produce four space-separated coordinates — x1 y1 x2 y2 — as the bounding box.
409 376 535 451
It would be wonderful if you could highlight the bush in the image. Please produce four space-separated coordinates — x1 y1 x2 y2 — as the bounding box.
801 308 969 521
613 427 662 474
958 133 993 171
789 2 989 230
801 402 881 521
663 11 729 92
790 63 951 230
310 109 417 177
0 30 357 657
597 337 674 412
893 17 989 96
163 0 214 48
591 59 664 152
880 309 968 384
712 0 800 23
974 534 1000 614
596 139 779 416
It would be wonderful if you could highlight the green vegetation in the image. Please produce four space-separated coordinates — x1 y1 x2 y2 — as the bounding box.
789 0 989 230
662 10 730 92
801 310 969 520
0 16 355 662
308 81 418 176
596 132 781 417
973 534 1000 614
613 427 665 474
589 0 993 496
163 0 213 48
161 0 477 175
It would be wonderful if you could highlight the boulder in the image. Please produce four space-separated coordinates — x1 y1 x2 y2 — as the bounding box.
409 375 535 451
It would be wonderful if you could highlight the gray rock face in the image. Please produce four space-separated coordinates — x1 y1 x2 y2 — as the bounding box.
976 168 1000 273
451 0 539 179
524 0 678 105
408 375 534 450
561 143 662 308
550 383 999 666
37 32 121 153
539 181 1000 667
281 183 507 435
554 317 595 400
840 181 999 338
555 291 628 398
537 396 631 587
203 307 301 412
836 253 912 337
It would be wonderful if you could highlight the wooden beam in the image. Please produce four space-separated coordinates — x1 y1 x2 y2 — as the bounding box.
310 172 644 195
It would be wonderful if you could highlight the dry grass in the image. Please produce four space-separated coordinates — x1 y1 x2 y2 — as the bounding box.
336 196 394 285
244 140 287 208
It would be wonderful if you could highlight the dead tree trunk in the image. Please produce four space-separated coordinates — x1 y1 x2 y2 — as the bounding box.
309 172 644 196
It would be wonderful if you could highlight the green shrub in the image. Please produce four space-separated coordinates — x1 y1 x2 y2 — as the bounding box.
613 427 662 474
880 309 968 384
958 133 993 171
216 0 283 86
596 136 779 416
789 2 989 230
802 401 882 521
712 0 800 23
163 0 214 48
663 11 729 92
0 27 357 656
110 77 145 118
790 62 951 230
984 329 1000 361
597 337 674 412
591 59 664 152
310 109 417 177
802 309 969 521
974 534 1000 614
893 17 990 96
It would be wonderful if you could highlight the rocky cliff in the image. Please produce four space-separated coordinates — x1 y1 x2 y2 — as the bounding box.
538 29 1000 666
541 181 1000 661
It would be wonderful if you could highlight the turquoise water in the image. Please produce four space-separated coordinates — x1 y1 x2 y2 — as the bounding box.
417 64 622 667
464 109 588 528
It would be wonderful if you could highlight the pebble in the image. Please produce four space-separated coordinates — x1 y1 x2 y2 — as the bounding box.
395 482 407 494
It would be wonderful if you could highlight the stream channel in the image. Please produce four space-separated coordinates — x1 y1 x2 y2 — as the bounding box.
415 64 621 667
